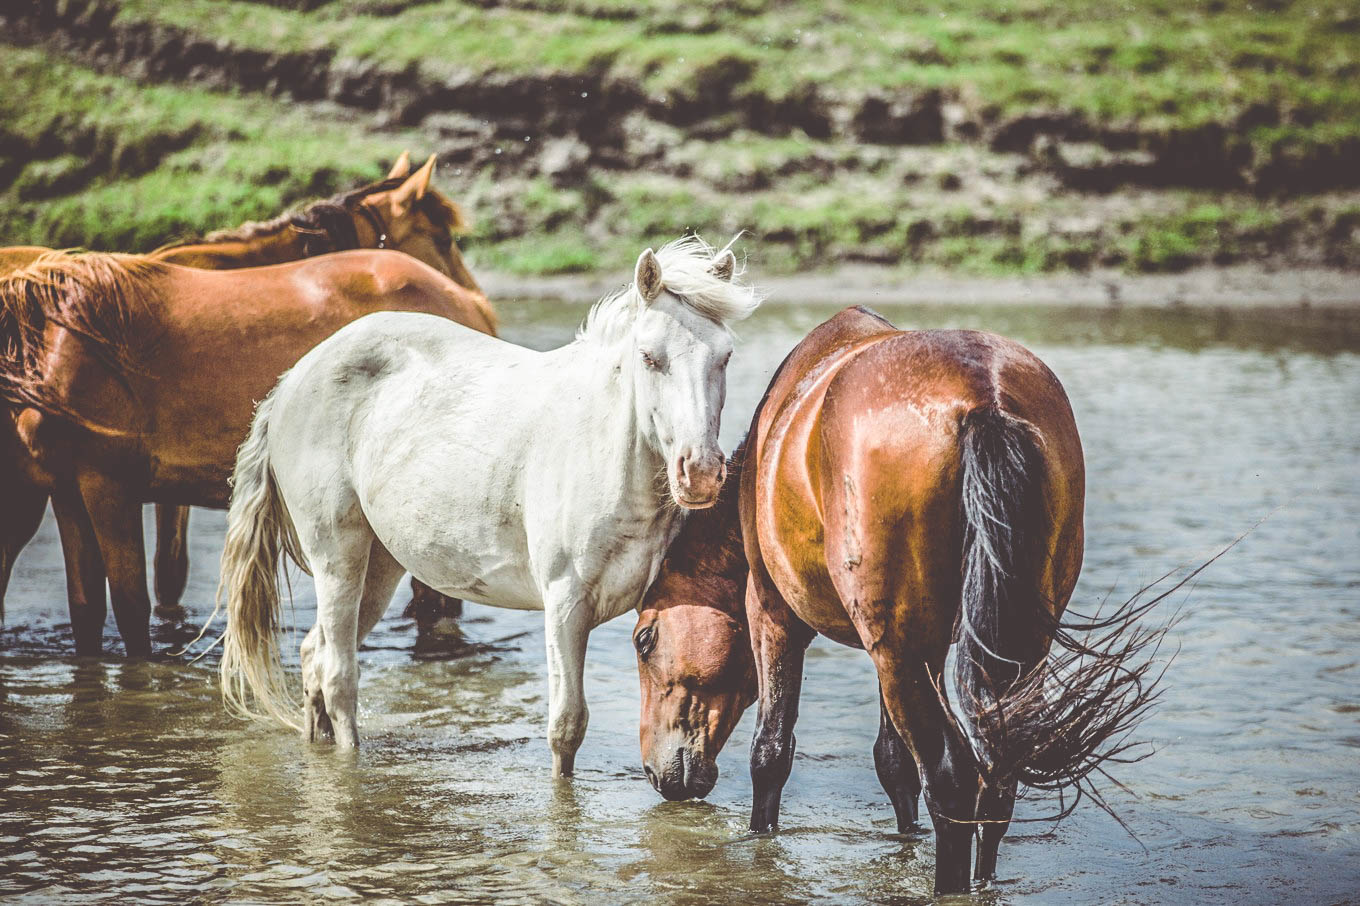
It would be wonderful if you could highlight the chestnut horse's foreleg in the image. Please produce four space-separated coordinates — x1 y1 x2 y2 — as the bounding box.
873 686 922 832
974 778 1017 881
77 474 153 657
50 487 108 656
746 570 816 833
152 504 191 622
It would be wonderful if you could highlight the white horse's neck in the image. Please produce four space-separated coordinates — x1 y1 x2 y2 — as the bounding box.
543 336 669 513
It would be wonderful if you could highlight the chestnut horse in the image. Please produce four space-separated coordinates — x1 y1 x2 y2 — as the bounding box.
0 153 477 631
635 306 1166 893
0 233 493 656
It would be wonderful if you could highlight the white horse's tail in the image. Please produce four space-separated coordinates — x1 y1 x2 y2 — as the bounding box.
216 386 308 731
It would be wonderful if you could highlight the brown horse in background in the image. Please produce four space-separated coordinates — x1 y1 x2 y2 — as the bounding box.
634 306 1167 893
0 153 478 632
0 211 494 657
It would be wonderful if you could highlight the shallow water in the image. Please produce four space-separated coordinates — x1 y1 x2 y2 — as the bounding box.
2 301 1358 904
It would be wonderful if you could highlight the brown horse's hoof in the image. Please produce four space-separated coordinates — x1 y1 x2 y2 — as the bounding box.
411 616 477 660
153 604 188 623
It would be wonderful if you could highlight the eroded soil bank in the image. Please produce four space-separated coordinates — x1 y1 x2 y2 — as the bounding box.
3 0 1358 275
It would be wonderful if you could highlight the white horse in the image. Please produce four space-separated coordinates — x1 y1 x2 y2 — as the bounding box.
214 236 761 775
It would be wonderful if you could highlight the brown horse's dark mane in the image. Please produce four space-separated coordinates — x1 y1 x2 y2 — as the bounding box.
0 251 164 417
651 438 750 616
157 175 470 257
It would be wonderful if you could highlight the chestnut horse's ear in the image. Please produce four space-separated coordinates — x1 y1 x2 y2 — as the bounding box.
389 154 436 216
387 150 412 179
709 248 736 282
635 248 663 303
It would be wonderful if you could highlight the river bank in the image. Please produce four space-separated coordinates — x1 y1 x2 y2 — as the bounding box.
484 263 1360 309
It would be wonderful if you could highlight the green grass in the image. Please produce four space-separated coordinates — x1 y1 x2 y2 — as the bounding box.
470 232 603 274
0 47 424 248
103 0 1360 136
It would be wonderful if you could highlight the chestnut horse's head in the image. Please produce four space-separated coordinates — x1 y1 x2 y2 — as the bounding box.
355 154 482 295
634 445 756 800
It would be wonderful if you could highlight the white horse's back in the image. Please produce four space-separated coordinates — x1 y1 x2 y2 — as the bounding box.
270 311 545 607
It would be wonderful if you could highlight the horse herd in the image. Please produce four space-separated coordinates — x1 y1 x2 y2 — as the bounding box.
1 152 1170 894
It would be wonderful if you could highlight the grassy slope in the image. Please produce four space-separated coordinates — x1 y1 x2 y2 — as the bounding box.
0 48 423 249
112 0 1359 124
3 0 1359 274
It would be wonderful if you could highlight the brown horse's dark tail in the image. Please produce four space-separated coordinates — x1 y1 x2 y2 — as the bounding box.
954 403 1170 821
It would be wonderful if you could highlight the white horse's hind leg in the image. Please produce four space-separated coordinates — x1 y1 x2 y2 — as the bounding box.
356 540 406 644
544 585 593 777
313 554 370 749
301 540 403 744
301 626 333 743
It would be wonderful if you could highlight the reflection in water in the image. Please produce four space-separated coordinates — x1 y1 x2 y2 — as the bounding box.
2 301 1358 903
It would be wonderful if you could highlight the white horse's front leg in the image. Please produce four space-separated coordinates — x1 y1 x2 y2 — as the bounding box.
544 588 593 777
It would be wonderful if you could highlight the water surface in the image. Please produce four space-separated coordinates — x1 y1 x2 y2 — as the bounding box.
2 300 1358 904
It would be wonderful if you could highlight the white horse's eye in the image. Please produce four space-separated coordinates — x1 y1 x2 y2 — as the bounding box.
640 350 661 371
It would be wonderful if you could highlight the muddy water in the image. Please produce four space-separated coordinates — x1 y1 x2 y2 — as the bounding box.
2 301 1357 904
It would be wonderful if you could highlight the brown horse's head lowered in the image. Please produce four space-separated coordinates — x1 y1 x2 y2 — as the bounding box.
635 443 755 800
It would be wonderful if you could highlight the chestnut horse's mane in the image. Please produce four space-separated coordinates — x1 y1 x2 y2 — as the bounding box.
157 175 470 257
0 251 164 417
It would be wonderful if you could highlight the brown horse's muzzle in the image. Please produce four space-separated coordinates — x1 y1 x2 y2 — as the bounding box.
645 744 719 801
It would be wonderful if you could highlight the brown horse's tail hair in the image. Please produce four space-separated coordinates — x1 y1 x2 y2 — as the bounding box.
954 403 1171 822
211 384 308 732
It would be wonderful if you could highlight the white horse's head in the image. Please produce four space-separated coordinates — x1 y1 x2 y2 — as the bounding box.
581 236 762 509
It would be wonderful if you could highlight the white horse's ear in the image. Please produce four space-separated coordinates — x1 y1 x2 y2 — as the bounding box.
709 249 736 282
635 248 663 303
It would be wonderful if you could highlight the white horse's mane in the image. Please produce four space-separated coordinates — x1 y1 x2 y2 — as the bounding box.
577 235 763 345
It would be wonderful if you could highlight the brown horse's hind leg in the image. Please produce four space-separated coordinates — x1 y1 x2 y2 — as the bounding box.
50 487 108 656
746 567 816 833
875 654 979 895
153 504 191 622
78 474 152 657
975 779 1017 881
0 477 48 619
819 422 979 892
874 686 922 832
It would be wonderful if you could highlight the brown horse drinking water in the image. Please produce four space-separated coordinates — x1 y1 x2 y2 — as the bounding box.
0 171 494 658
0 153 478 635
634 306 1167 893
